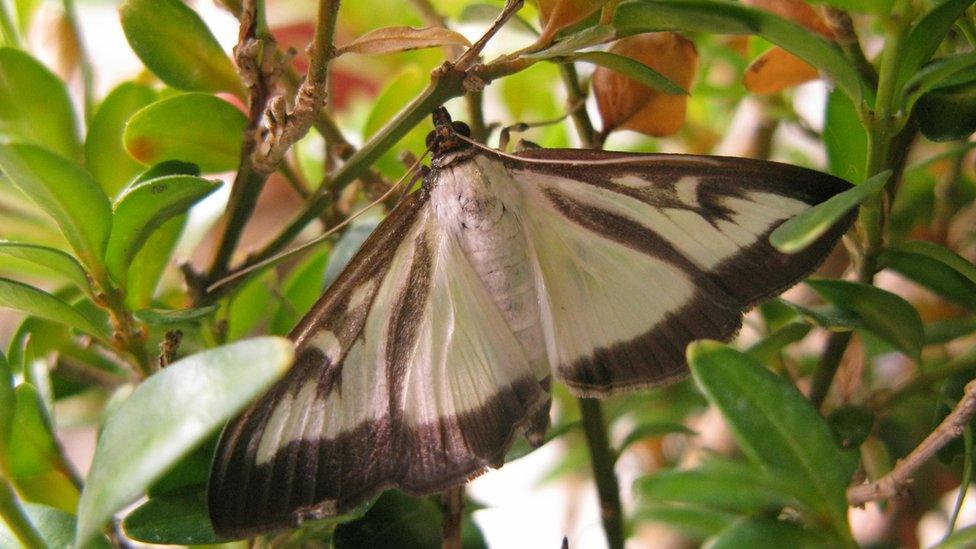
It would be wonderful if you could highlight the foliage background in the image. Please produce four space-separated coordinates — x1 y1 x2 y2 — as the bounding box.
1 0 976 547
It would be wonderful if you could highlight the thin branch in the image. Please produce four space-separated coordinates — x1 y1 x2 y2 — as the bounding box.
579 398 625 549
820 7 878 87
441 485 465 549
809 331 853 411
558 63 597 148
848 379 976 506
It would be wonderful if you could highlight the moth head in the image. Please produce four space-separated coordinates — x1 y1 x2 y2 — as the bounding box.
427 107 472 159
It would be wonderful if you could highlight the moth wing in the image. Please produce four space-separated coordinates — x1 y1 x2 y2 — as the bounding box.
500 149 852 396
208 190 546 538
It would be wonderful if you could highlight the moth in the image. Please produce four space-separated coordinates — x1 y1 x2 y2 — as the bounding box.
208 107 852 537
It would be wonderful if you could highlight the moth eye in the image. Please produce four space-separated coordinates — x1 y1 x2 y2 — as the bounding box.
425 130 437 148
452 121 471 137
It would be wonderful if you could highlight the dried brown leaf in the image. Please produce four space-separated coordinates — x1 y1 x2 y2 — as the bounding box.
743 46 820 94
593 32 698 137
336 26 471 56
537 0 608 45
741 0 835 38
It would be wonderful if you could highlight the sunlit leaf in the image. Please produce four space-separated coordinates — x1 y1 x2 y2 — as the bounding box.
123 491 224 546
133 305 219 326
0 279 107 341
105 175 221 283
770 170 887 253
0 144 112 271
120 0 243 96
75 337 294 547
124 93 247 173
0 242 92 299
0 47 79 159
895 0 976 95
823 88 868 182
85 82 157 197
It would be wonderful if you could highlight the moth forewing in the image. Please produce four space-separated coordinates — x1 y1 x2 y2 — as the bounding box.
207 110 853 538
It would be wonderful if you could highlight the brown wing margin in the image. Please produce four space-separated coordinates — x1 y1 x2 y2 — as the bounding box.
505 149 854 396
207 189 430 538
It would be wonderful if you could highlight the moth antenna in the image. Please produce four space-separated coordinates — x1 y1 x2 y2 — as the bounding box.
206 146 433 294
497 98 585 150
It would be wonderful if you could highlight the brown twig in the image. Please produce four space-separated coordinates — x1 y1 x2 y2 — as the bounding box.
820 7 878 87
441 486 465 549
848 379 976 506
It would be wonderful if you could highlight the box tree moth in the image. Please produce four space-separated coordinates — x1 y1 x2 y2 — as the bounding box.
208 107 853 537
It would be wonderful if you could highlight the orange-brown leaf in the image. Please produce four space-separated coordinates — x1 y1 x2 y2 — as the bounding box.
743 46 820 94
741 0 834 38
336 26 471 56
593 32 698 137
537 0 608 45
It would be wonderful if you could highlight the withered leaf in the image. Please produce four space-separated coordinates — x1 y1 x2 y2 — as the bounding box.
335 26 471 56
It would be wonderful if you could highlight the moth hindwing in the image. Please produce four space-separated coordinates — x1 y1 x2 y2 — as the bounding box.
207 108 853 537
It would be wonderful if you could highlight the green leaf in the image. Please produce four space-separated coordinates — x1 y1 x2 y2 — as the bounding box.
105 175 221 282
133 305 218 326
0 352 12 458
0 279 106 340
74 337 294 548
122 491 224 545
618 422 694 456
148 435 217 497
635 459 808 514
124 93 247 173
0 47 79 159
770 171 889 253
903 52 976 115
0 144 112 270
687 342 850 533
916 79 976 142
125 215 185 310
270 249 329 335
633 504 736 540
709 518 833 549
925 316 976 345
0 480 47 549
0 499 112 549
806 0 892 14
120 0 243 96
363 68 428 178
805 278 924 358
745 322 811 364
826 405 874 449
935 524 976 549
824 88 867 183
226 271 276 340
85 82 157 197
0 242 92 298
612 0 867 104
895 0 976 95
880 241 976 311
130 159 202 185
566 51 686 95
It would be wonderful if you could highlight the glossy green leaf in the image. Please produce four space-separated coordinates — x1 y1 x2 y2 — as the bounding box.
770 171 889 253
824 88 867 183
635 459 808 514
895 0 976 95
129 159 202 185
880 241 976 310
633 504 735 540
85 82 157 197
0 242 92 298
270 249 328 335
687 342 850 533
709 518 832 549
105 175 221 282
125 215 185 310
618 422 694 456
612 0 867 104
1 500 110 549
133 305 218 326
806 278 924 358
148 435 217 497
123 491 224 545
120 0 243 96
0 47 79 159
0 144 112 270
0 278 106 340
124 93 247 173
75 337 294 547
567 51 686 95
0 480 47 549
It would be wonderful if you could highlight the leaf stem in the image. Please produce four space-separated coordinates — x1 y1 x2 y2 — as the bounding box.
579 398 624 549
